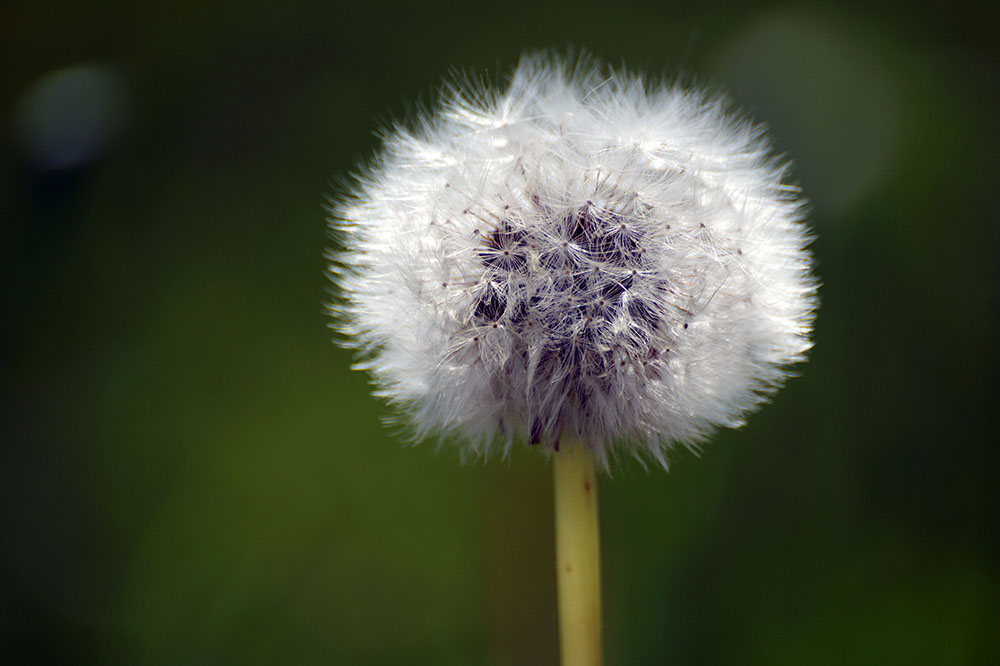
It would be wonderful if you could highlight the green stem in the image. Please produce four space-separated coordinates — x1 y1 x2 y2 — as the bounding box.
553 440 602 666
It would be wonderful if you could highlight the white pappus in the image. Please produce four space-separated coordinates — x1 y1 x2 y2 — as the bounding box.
328 53 817 468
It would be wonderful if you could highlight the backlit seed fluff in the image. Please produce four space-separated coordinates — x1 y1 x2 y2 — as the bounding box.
328 54 817 467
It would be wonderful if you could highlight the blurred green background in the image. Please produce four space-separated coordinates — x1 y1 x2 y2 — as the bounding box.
2 1 998 664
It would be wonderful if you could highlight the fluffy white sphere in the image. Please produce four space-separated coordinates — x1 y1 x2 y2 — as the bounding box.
329 54 817 467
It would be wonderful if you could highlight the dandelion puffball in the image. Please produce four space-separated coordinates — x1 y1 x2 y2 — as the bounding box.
329 54 817 467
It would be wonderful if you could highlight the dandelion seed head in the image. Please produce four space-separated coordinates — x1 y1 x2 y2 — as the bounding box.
329 54 817 467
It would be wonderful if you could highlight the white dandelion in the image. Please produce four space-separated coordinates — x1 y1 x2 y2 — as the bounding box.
329 54 816 468
328 53 816 666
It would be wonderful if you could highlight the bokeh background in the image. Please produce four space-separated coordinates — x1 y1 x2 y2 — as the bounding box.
2 1 998 664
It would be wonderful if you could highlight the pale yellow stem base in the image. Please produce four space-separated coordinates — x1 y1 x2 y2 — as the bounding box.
553 441 602 666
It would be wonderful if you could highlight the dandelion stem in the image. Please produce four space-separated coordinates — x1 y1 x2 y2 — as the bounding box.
553 440 602 666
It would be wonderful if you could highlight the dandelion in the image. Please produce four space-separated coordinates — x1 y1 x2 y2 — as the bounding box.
328 53 816 666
